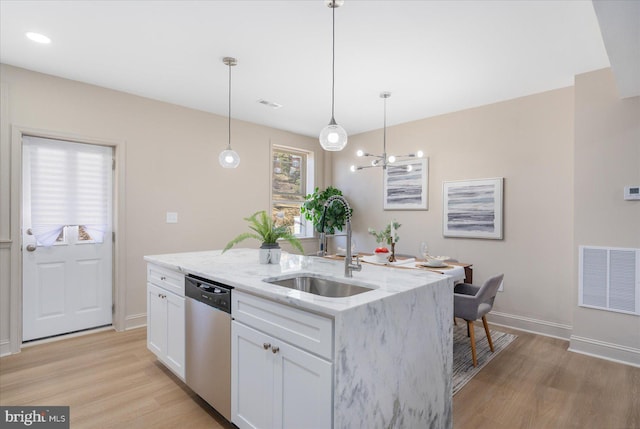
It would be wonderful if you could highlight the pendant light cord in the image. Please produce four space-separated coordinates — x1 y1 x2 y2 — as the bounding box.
383 96 387 159
228 61 232 149
331 2 336 120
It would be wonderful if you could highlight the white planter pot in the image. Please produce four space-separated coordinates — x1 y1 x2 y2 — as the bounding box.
259 245 281 264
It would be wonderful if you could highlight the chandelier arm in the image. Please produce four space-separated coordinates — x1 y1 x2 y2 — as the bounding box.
354 164 381 170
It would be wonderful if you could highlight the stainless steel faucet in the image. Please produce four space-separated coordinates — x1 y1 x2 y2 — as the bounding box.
319 195 362 278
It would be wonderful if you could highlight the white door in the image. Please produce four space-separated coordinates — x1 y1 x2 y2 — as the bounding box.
277 342 332 429
232 322 275 429
22 136 113 341
146 283 166 357
164 291 185 376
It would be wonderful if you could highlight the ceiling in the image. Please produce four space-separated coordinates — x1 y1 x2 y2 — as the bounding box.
0 1 619 138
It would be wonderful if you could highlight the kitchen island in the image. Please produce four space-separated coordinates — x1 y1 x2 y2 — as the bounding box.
144 248 453 429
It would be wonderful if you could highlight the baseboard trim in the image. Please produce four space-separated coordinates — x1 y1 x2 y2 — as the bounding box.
0 339 12 357
125 313 147 330
488 311 640 367
569 335 640 368
488 311 573 340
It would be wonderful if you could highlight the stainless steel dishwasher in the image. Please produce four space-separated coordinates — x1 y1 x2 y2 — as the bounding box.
185 274 232 422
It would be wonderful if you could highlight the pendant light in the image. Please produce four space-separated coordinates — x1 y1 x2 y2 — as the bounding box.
319 0 348 151
350 92 424 172
219 56 240 168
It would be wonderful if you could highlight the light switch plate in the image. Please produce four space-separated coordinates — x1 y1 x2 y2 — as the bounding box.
166 212 178 223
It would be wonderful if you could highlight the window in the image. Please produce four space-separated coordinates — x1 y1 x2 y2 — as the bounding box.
23 136 113 246
271 145 314 237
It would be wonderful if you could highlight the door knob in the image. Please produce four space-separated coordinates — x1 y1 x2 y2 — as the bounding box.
263 343 271 350
271 346 280 354
26 244 37 252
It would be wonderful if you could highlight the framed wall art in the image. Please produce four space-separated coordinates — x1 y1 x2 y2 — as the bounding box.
443 177 503 239
383 158 429 210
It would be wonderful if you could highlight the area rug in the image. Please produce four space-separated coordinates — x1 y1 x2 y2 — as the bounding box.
452 322 517 395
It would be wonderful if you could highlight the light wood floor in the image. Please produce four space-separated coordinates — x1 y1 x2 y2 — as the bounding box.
455 325 639 429
1 326 638 429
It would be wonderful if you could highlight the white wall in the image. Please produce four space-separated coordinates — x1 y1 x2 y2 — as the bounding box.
0 64 323 353
332 69 640 365
571 68 640 365
2 63 637 366
332 86 576 339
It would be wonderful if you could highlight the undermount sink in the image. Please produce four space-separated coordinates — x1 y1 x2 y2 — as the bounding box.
264 274 374 298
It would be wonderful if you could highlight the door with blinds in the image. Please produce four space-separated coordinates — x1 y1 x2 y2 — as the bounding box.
22 136 113 341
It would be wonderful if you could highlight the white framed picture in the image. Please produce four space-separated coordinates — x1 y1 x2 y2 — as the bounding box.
383 158 429 210
443 177 503 239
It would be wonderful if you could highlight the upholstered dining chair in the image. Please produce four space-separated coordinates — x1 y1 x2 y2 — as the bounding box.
453 273 504 367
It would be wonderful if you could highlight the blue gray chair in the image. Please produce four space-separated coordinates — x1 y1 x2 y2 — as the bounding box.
453 273 504 367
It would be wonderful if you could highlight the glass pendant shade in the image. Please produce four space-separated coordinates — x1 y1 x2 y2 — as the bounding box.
319 120 348 151
219 147 240 168
319 0 347 152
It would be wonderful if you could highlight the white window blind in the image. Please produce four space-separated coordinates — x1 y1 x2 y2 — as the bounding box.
23 136 113 246
579 246 640 316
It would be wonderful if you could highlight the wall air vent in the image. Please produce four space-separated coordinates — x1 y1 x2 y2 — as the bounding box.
257 99 283 109
579 246 640 316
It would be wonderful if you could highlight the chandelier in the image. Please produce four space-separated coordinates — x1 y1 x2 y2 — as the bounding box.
350 92 423 172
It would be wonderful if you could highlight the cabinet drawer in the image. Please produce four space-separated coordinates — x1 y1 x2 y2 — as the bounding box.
147 263 184 296
233 291 333 360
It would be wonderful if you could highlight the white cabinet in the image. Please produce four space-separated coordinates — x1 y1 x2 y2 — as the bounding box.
232 291 333 429
146 264 185 380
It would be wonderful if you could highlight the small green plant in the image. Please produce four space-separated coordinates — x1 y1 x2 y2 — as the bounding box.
368 221 401 245
300 186 350 234
223 210 304 254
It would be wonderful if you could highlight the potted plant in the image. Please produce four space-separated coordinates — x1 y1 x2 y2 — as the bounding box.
301 186 351 234
223 210 304 264
368 221 401 262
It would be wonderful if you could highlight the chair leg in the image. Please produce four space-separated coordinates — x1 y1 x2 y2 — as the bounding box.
467 320 477 367
453 317 457 326
482 315 494 352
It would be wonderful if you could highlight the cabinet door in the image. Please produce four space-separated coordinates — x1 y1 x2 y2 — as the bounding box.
275 342 333 429
147 283 166 357
164 292 185 380
232 322 275 429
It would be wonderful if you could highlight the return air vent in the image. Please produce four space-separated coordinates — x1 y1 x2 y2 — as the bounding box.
579 246 639 315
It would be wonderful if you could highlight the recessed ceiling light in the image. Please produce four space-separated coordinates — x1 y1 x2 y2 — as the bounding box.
26 32 51 44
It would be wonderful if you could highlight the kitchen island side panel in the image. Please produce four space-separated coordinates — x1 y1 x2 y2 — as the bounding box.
333 278 453 429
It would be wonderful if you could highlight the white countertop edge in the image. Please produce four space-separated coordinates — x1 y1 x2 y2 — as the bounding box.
144 248 452 316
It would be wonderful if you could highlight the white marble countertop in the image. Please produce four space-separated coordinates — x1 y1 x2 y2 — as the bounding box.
144 248 451 316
